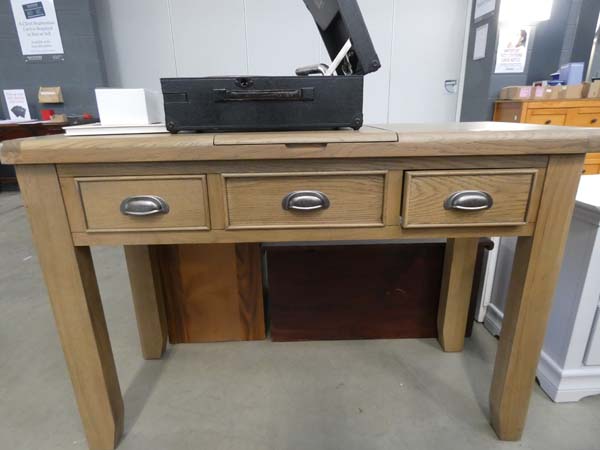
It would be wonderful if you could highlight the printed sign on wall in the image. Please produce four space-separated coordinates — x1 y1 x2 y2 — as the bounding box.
474 0 496 22
494 26 531 74
3 89 32 121
10 0 64 59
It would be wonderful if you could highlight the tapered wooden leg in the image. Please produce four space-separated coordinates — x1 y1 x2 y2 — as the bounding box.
17 165 123 450
437 237 479 352
124 245 168 359
490 154 585 440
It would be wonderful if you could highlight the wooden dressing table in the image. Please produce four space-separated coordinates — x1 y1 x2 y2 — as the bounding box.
2 122 598 450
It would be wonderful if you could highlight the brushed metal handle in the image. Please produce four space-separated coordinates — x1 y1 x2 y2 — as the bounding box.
444 191 493 211
282 191 330 211
120 195 170 216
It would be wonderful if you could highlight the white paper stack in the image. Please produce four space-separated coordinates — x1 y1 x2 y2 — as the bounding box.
63 122 168 136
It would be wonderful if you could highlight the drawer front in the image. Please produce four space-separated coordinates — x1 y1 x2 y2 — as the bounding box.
569 110 600 128
583 164 600 175
525 111 567 126
75 175 210 231
223 171 385 229
402 169 540 228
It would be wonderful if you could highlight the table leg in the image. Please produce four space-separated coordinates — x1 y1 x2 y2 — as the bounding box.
124 245 168 359
17 165 123 450
437 238 479 352
489 154 585 440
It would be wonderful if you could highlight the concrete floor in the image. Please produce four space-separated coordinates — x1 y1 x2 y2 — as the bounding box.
1 190 599 450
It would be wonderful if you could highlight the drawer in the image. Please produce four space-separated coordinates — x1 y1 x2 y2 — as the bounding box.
583 164 600 175
402 169 541 228
223 171 385 229
525 111 567 126
569 109 600 128
72 175 210 232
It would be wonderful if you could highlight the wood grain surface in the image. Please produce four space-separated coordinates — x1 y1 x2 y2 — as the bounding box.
3 122 600 164
437 238 480 352
267 244 447 341
493 100 600 173
489 154 586 440
70 222 536 247
402 169 540 228
124 245 168 359
153 244 265 343
223 171 385 229
16 165 123 450
75 175 210 232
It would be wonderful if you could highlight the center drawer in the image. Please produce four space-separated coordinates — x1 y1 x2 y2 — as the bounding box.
223 171 386 229
402 169 541 228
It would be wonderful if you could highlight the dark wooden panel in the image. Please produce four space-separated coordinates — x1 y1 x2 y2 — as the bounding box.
266 241 491 342
153 243 266 343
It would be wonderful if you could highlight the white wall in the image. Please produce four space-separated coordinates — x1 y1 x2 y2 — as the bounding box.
94 0 469 124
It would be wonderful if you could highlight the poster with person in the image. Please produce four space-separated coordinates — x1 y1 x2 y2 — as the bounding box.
494 26 531 73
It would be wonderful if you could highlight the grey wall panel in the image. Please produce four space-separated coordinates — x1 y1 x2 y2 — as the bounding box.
571 0 600 74
358 0 394 124
460 2 498 122
526 0 572 84
170 0 247 77
245 0 320 76
94 0 176 91
89 0 469 124
388 0 468 123
0 0 106 119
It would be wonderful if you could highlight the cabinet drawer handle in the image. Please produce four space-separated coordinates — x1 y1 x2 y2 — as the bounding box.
282 191 330 211
120 195 170 216
544 119 552 125
592 118 598 124
444 191 493 211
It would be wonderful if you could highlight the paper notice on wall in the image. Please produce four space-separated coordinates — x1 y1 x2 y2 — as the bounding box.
3 89 32 121
473 24 488 60
474 0 496 22
10 0 64 57
494 26 531 74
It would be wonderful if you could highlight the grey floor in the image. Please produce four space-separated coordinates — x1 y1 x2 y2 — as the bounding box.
1 190 599 450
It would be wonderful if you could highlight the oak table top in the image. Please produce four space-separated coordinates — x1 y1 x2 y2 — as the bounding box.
2 122 600 165
2 122 598 450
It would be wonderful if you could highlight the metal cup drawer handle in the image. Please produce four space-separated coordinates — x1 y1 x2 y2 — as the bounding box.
282 190 330 211
120 195 170 216
444 190 493 211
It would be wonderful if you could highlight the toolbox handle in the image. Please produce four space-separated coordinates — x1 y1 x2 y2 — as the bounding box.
213 88 314 102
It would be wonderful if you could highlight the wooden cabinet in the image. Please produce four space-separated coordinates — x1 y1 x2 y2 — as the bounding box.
494 99 600 174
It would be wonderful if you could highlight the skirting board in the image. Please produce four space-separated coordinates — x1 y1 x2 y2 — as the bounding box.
483 303 503 337
483 304 600 402
537 351 600 402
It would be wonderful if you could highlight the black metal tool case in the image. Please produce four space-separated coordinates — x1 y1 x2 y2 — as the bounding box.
161 0 380 133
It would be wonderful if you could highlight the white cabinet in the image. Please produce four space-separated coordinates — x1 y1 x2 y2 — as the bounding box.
485 175 600 402
584 307 600 366
536 176 600 402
